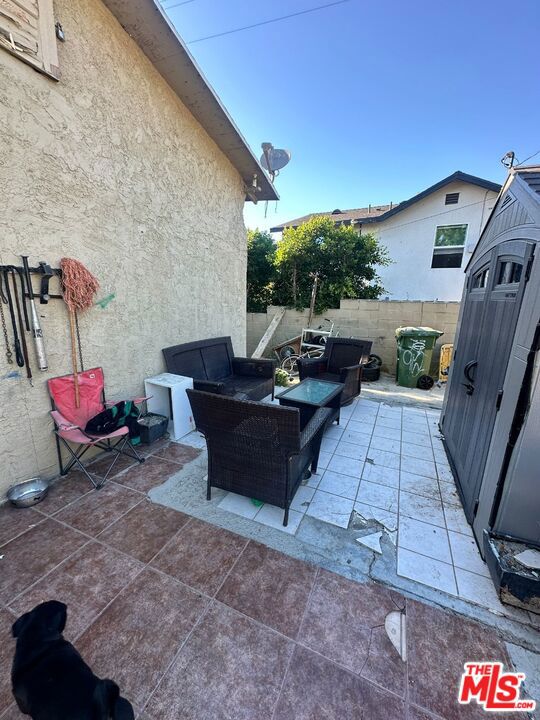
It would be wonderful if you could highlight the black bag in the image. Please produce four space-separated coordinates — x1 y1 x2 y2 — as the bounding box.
85 401 140 439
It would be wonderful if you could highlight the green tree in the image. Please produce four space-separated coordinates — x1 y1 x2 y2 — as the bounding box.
246 230 276 312
272 216 390 313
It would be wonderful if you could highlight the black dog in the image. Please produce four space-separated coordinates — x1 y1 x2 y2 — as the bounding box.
11 601 134 720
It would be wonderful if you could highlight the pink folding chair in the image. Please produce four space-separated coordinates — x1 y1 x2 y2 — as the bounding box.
48 367 146 488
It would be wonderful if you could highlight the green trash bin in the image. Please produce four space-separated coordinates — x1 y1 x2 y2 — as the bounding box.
395 327 443 388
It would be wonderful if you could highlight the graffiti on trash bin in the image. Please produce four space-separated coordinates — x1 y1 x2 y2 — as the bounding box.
402 339 426 378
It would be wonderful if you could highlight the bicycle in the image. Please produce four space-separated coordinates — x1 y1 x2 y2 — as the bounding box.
280 319 339 377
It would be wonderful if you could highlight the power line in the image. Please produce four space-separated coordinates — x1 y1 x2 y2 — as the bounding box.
361 198 493 236
160 0 196 10
515 149 540 167
188 0 352 44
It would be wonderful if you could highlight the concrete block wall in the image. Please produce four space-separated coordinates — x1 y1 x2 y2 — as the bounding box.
247 300 460 373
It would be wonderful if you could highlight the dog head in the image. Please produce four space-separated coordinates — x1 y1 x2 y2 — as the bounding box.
12 601 67 642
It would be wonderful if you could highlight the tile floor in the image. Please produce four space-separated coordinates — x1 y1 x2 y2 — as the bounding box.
216 395 499 610
0 454 525 720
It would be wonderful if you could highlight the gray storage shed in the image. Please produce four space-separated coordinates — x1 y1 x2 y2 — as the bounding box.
441 166 540 608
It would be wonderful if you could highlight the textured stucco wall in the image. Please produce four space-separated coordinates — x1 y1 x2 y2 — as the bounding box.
247 301 460 373
0 0 247 494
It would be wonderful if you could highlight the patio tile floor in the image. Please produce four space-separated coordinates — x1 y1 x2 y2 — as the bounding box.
214 395 533 624
0 439 535 719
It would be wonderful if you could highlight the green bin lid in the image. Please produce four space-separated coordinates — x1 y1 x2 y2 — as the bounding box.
395 326 444 338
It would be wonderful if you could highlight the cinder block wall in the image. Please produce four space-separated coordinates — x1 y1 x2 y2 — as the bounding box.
247 300 460 373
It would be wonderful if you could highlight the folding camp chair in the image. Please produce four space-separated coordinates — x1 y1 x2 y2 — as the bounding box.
48 367 146 488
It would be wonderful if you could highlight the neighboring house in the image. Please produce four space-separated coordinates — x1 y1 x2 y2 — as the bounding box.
271 172 500 301
0 0 277 490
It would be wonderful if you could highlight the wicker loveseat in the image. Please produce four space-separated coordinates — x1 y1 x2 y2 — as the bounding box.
297 337 373 405
162 337 275 401
186 389 330 526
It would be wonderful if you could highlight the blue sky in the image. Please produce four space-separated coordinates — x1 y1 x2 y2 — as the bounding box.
162 0 540 231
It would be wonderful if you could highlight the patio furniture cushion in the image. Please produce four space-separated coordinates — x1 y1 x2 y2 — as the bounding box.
163 337 276 402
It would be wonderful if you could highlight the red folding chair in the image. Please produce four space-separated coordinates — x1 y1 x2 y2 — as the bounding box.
48 367 146 488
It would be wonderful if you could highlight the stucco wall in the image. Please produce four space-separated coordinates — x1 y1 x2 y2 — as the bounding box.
247 301 460 372
361 181 498 301
0 0 247 493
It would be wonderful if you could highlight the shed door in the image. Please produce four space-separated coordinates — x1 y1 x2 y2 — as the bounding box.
441 239 533 522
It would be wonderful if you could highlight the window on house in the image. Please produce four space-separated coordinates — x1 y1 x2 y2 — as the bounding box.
445 192 460 205
431 224 467 269
0 0 59 79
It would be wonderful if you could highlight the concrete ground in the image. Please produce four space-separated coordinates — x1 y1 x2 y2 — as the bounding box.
361 372 446 410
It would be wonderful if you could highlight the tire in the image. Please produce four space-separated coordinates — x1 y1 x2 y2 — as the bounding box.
281 355 299 377
362 366 380 382
417 374 434 390
279 345 296 361
365 353 383 369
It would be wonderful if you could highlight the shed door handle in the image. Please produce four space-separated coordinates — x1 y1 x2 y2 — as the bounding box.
464 360 477 383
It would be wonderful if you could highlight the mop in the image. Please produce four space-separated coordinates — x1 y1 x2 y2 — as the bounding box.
60 258 99 408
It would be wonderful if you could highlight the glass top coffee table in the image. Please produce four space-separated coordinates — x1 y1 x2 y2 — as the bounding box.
277 377 344 429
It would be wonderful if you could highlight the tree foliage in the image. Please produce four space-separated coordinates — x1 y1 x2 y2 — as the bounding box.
246 230 276 312
246 217 390 314
272 217 389 313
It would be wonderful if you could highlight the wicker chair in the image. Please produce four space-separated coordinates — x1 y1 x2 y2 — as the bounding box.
297 337 373 405
186 389 330 526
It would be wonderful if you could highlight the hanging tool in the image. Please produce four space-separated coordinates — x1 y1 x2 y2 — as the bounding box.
14 267 30 331
10 270 32 381
60 258 99 407
0 274 13 364
2 269 24 367
38 262 54 304
21 255 48 371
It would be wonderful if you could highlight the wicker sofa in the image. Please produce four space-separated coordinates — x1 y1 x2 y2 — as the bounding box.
297 337 373 405
186 389 330 526
162 337 275 401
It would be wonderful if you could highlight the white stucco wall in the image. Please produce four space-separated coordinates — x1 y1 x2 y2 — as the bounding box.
0 0 248 494
362 181 498 301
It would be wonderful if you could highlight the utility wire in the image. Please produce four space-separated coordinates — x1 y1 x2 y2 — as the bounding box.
160 0 196 10
188 0 352 44
361 198 494 236
515 149 540 167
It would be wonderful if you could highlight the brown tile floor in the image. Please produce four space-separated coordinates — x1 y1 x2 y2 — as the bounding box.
0 443 520 720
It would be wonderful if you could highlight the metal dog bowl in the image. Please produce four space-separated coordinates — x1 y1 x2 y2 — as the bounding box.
7 477 49 508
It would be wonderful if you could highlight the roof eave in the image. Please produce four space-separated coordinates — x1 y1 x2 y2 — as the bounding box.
356 171 501 225
101 0 278 202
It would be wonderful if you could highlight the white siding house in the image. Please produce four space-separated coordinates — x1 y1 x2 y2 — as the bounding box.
271 172 500 301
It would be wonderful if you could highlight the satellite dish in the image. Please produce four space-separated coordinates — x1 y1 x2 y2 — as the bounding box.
260 144 291 174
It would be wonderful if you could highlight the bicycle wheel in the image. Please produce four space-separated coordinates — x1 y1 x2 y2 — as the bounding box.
281 355 300 377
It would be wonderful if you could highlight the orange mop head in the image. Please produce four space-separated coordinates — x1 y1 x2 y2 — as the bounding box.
60 258 100 406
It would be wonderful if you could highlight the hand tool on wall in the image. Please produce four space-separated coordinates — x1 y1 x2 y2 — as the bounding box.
0 273 13 364
60 258 99 407
21 255 48 371
10 270 32 381
14 267 30 330
2 268 24 367
38 262 54 304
